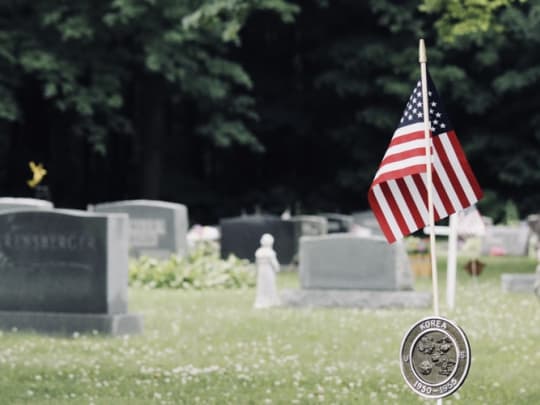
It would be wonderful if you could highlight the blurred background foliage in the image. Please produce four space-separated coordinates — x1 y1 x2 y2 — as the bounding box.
0 0 538 224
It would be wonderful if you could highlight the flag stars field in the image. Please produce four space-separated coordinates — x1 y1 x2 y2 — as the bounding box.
368 70 483 244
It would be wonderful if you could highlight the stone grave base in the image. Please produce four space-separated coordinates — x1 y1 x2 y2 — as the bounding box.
280 289 431 309
501 273 537 293
0 311 143 336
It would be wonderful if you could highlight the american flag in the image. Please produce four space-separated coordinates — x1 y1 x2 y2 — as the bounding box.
368 72 483 244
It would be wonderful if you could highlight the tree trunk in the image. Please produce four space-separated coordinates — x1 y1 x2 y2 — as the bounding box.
135 74 167 199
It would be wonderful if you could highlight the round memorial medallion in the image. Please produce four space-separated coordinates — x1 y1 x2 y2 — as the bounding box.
400 316 471 399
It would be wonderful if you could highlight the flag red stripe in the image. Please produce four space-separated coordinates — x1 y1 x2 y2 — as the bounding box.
372 164 426 186
381 147 426 166
414 173 443 222
412 173 429 219
395 178 424 232
368 187 396 243
432 135 470 209
379 182 409 237
390 131 425 146
445 131 483 201
432 166 454 216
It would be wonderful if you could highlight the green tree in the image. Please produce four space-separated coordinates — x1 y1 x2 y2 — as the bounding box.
419 0 540 219
0 0 298 201
420 0 526 44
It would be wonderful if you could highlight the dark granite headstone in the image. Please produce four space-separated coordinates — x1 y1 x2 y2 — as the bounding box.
220 215 299 264
0 209 142 335
91 199 188 259
318 213 354 233
0 197 53 211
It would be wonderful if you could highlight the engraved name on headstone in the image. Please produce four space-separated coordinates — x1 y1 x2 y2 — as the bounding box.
92 200 188 259
0 209 142 335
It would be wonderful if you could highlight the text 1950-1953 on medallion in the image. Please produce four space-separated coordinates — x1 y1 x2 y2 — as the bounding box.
400 316 471 399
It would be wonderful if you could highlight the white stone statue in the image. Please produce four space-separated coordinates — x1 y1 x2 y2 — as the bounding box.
254 233 281 308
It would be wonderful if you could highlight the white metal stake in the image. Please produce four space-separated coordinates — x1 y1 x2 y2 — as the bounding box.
447 213 458 310
419 39 440 317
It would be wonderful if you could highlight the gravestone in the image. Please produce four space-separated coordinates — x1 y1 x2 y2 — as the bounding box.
457 206 486 237
220 215 298 264
299 234 413 290
352 210 382 236
92 200 189 259
501 274 536 293
280 234 430 308
290 215 328 237
481 224 530 256
318 213 354 233
501 214 540 295
0 209 142 335
0 197 53 211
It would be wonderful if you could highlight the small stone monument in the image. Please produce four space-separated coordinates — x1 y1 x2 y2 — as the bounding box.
253 234 280 308
501 214 540 295
280 234 430 308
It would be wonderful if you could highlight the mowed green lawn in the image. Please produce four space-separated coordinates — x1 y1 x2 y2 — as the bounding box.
0 256 538 404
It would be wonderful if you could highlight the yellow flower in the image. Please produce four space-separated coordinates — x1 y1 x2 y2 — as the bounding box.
27 161 47 188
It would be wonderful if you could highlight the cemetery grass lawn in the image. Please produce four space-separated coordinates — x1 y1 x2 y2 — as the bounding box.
0 257 538 404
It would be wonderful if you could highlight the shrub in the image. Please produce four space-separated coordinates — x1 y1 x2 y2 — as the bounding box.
129 242 255 290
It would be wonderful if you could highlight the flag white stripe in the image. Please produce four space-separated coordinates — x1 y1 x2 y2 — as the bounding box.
385 139 427 157
438 133 479 205
394 122 426 138
374 156 427 179
404 175 429 225
420 172 447 219
372 185 403 241
432 149 464 211
387 180 416 233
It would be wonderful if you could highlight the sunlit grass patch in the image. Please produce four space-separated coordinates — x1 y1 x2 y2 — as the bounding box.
0 255 537 404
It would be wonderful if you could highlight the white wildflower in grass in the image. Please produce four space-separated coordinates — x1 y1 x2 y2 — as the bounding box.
0 258 537 403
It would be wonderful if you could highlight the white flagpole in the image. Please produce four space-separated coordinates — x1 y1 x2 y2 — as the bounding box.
419 38 443 405
447 213 458 310
419 39 440 317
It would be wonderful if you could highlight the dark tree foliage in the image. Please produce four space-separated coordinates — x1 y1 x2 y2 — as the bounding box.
229 0 427 215
0 0 538 224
